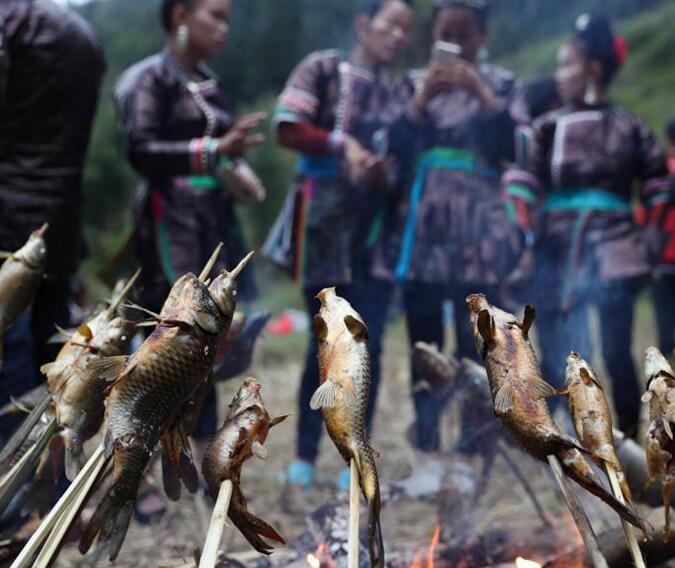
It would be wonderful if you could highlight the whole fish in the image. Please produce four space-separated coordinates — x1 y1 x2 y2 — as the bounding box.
643 346 675 542
43 272 140 480
310 287 384 568
79 254 251 561
465 293 648 533
565 352 632 502
412 342 459 399
0 224 47 370
202 377 287 554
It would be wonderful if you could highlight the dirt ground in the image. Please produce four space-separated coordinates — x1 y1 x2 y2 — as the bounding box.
43 292 665 567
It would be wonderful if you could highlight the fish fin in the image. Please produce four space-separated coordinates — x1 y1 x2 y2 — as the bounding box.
521 305 536 336
252 441 268 460
161 451 182 502
367 495 385 568
477 309 495 350
0 251 12 259
666 421 674 440
495 379 517 413
79 494 134 561
89 355 128 383
161 424 199 496
344 315 369 341
522 375 558 399
47 324 76 344
64 444 86 482
270 415 289 428
228 480 285 555
310 380 338 410
312 315 328 341
123 301 161 320
39 362 55 376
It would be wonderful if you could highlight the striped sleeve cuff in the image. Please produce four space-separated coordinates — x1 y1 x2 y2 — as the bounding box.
502 170 542 204
272 87 319 128
641 177 673 207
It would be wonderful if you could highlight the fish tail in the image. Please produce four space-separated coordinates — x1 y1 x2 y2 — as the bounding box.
356 446 384 568
560 449 648 534
64 441 86 482
664 481 673 543
79 492 134 561
229 480 285 555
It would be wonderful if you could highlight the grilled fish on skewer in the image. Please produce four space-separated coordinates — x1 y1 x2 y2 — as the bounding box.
0 224 47 371
79 253 251 561
565 352 632 502
311 287 384 567
202 378 287 554
43 271 140 479
466 293 648 533
643 347 675 542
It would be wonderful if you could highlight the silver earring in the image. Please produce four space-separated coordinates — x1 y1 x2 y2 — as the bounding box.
584 82 598 105
177 24 189 53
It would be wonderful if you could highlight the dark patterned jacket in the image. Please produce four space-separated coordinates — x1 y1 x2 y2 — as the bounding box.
263 50 408 289
0 0 105 278
372 63 523 286
503 104 668 310
114 50 253 309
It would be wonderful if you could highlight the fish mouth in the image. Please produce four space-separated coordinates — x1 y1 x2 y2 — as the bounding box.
34 223 49 238
465 293 488 314
315 286 337 305
243 377 262 392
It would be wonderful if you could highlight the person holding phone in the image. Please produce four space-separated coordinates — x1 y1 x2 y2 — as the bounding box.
264 0 413 493
372 0 524 469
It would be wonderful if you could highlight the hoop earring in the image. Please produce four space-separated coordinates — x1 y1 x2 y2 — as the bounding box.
176 24 189 53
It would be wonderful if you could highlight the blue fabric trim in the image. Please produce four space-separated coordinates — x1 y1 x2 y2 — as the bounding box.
544 188 631 212
297 154 339 179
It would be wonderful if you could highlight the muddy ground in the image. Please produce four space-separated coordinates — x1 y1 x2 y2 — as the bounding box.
31 292 665 566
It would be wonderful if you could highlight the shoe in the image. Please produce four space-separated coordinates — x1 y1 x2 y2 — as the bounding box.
336 467 350 493
286 460 315 489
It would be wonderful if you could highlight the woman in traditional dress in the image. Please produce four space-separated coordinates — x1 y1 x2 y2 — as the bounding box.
264 0 413 491
503 14 669 436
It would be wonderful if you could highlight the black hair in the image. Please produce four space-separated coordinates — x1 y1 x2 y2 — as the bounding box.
359 0 414 18
432 0 489 31
523 76 561 120
161 0 198 32
667 119 675 145
572 13 623 86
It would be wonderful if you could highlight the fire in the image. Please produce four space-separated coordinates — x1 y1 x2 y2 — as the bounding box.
409 524 441 568
306 543 334 568
515 558 542 568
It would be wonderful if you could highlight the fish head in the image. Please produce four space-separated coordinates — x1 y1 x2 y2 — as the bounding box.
465 294 520 356
159 274 193 318
314 287 368 342
645 347 675 384
209 252 254 321
16 224 48 268
564 352 601 388
226 377 264 418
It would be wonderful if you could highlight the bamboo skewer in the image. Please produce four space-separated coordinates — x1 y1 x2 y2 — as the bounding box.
547 455 608 568
605 463 646 568
348 458 360 568
199 480 233 568
199 243 224 282
11 444 107 568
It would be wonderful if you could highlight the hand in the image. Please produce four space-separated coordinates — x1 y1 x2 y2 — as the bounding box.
217 112 267 156
344 137 371 186
415 60 495 110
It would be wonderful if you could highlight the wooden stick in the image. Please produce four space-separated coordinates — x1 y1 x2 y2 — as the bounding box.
604 463 646 568
10 444 107 568
199 243 224 282
547 455 608 568
348 459 360 568
33 442 108 568
199 479 233 568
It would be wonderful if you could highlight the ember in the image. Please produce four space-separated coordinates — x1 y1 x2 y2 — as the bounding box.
410 524 441 568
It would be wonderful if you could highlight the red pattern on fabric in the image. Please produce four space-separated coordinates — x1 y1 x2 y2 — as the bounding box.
277 122 331 155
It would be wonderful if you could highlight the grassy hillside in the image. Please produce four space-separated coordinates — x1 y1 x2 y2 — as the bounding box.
499 1 675 132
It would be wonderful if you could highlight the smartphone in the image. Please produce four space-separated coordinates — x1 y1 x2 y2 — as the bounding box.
431 41 462 64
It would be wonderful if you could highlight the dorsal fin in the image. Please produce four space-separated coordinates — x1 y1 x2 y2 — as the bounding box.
521 305 536 336
477 310 495 345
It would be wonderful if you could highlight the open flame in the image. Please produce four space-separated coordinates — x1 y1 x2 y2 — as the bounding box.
306 543 334 568
409 524 441 568
515 558 542 568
